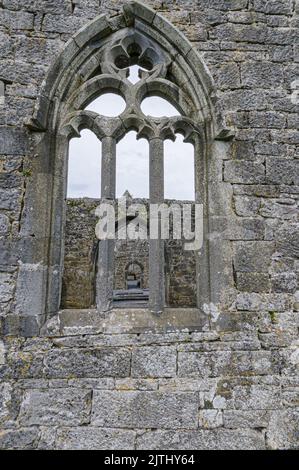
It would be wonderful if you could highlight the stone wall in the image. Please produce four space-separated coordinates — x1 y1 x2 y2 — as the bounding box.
62 198 196 307
0 0 298 450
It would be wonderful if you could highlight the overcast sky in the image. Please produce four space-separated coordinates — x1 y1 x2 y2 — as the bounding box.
67 66 195 201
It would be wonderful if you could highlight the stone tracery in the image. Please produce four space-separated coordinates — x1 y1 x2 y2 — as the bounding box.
18 1 231 327
60 27 204 315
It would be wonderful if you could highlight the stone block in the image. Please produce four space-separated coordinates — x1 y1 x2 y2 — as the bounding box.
234 196 261 216
178 351 280 378
267 410 299 449
271 273 297 293
276 223 299 258
241 62 284 88
253 0 293 15
136 429 265 450
232 140 255 160
234 384 281 410
19 389 92 426
233 241 274 272
260 199 298 219
42 14 87 34
0 428 39 450
236 272 270 293
43 348 131 378
224 161 265 184
223 410 270 429
15 36 64 66
53 427 136 450
197 0 248 10
235 293 290 311
210 23 267 44
0 10 34 30
249 111 286 129
213 63 241 90
266 159 299 185
131 346 177 378
0 188 23 212
0 127 29 155
91 391 198 429
3 0 73 13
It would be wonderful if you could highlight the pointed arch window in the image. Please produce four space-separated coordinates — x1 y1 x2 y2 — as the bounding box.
16 1 232 335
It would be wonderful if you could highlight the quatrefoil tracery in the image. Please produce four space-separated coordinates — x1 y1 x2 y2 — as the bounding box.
60 30 202 145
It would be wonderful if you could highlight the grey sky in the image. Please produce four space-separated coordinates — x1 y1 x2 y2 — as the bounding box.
67 66 194 200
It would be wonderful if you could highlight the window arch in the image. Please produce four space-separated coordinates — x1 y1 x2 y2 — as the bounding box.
17 1 232 333
125 261 144 289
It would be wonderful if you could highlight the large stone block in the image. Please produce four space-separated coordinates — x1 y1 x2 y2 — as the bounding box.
233 241 274 272
275 223 299 258
213 63 241 90
53 427 136 450
234 196 261 216
42 14 86 34
235 293 291 312
224 161 265 184
3 0 73 14
232 140 255 160
210 23 267 44
266 159 299 185
234 384 281 410
0 127 29 155
271 273 297 293
91 391 198 429
0 188 23 213
0 273 14 303
131 346 177 378
43 347 131 378
0 9 34 30
178 351 280 378
241 62 284 88
249 111 286 129
236 272 270 293
0 428 39 450
211 217 265 241
267 410 299 449
260 198 298 219
136 429 265 450
1 351 43 379
19 389 92 426
253 0 293 15
197 0 248 10
15 36 64 66
223 410 270 429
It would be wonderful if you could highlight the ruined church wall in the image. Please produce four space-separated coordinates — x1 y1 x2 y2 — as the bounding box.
0 0 298 450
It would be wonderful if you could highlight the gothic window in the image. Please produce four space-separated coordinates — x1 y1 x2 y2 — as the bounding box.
59 27 207 315
19 2 232 333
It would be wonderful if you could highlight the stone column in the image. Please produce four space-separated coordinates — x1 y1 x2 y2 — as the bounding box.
97 136 116 314
149 137 165 314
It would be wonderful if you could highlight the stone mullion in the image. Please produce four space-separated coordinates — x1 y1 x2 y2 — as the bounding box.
96 136 116 314
149 137 165 314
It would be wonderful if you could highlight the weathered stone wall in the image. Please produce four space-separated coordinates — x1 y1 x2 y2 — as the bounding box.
62 198 196 307
0 0 298 450
114 238 149 290
61 199 98 309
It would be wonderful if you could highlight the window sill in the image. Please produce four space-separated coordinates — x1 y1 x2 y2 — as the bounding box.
41 307 209 337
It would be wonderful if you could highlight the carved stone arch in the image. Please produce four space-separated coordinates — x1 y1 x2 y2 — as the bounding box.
15 1 233 335
27 1 230 137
